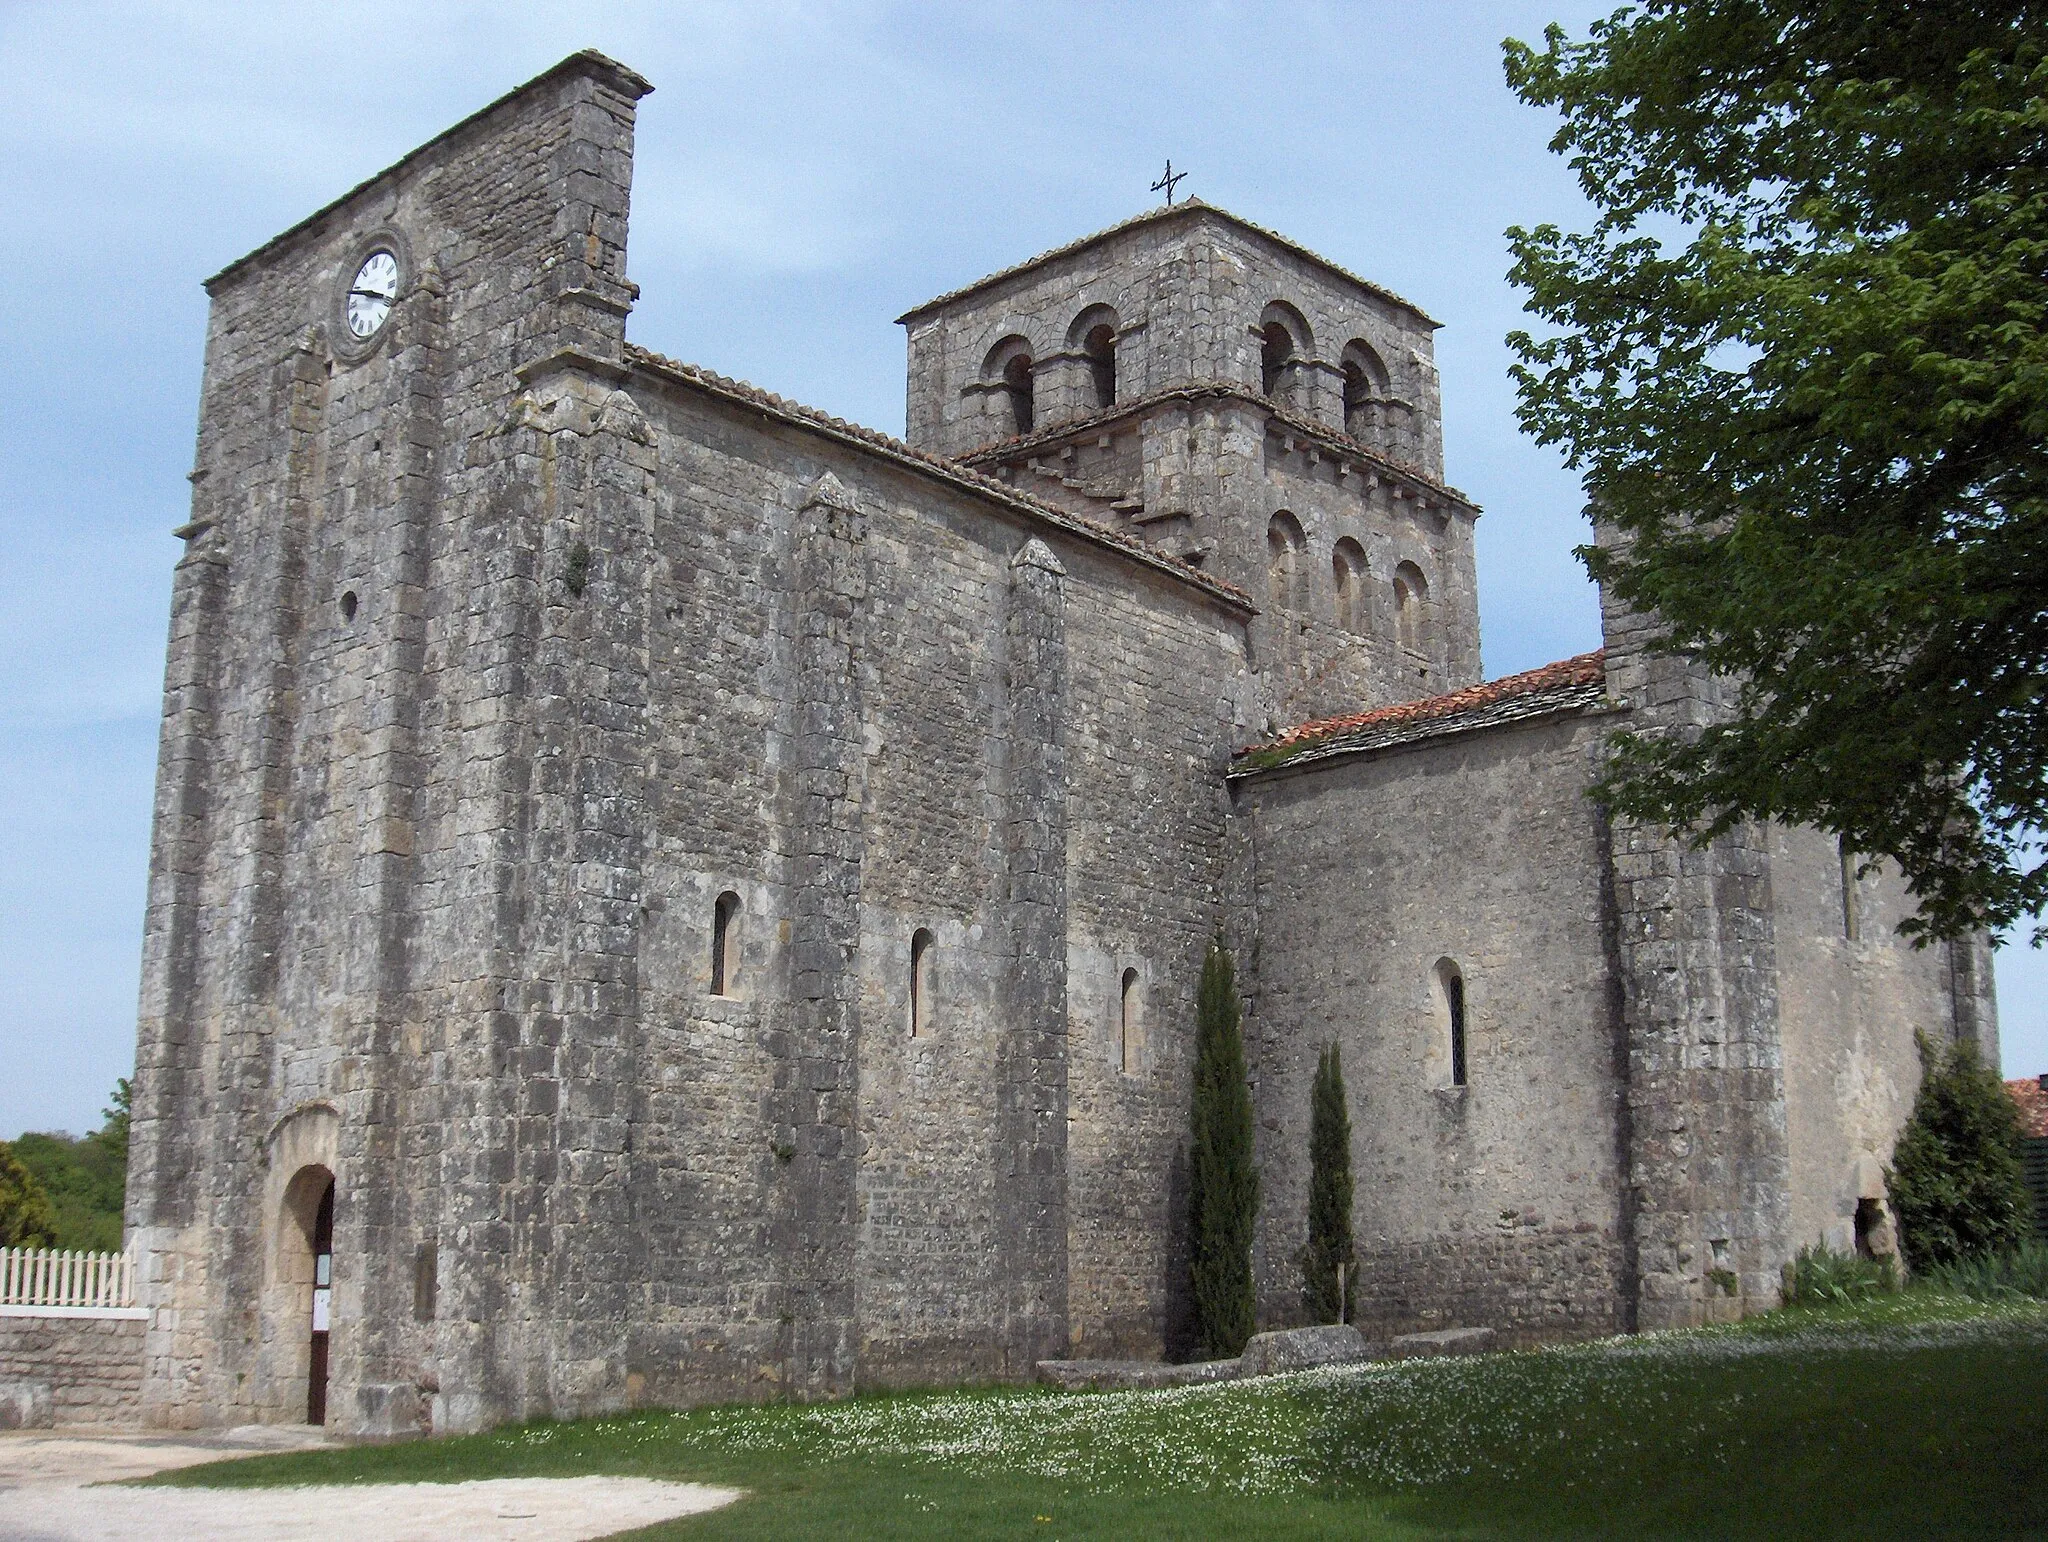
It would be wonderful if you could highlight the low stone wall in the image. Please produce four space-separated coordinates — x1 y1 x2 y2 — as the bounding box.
1349 1227 1629 1348
0 1311 145 1427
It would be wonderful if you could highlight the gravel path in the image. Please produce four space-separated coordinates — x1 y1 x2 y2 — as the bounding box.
0 1429 741 1541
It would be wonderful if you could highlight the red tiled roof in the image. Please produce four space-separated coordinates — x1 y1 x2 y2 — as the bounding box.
1244 649 1608 761
2009 1077 2048 1139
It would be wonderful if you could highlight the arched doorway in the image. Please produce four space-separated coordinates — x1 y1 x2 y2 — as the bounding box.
306 1175 335 1424
269 1162 336 1426
260 1105 342 1426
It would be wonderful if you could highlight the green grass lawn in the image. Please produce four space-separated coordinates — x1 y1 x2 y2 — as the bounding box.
153 1292 2048 1540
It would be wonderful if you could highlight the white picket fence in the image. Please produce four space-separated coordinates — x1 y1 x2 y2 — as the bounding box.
0 1246 137 1313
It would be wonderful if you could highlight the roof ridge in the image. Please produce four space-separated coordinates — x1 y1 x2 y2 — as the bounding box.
619 343 1254 611
1241 649 1608 762
896 201 1436 328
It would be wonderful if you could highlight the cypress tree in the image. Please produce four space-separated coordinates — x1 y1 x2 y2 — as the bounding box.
1188 934 1258 1359
1301 1043 1356 1325
1887 1034 2030 1271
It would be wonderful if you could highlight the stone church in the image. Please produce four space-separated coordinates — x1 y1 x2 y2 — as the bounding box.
124 52 1996 1435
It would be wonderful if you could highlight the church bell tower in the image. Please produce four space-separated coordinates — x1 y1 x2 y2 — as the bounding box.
899 201 1483 727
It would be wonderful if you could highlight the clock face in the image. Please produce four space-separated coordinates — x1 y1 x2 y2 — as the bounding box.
344 250 399 339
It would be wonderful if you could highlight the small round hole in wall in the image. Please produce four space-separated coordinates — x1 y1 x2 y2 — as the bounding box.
339 590 359 623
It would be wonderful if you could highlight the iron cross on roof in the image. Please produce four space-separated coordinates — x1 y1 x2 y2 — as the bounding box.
1151 160 1187 206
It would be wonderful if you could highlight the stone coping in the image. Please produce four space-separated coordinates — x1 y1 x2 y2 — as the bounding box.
0 1306 147 1320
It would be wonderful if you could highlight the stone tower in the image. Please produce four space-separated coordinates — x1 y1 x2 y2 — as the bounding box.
899 203 1483 729
129 51 661 1434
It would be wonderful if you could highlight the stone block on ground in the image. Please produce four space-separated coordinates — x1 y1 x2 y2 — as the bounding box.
1388 1327 1496 1360
1035 1357 1242 1392
0 1381 55 1430
1237 1325 1375 1377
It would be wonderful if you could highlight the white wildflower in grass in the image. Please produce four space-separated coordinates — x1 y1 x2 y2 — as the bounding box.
463 1293 2048 1502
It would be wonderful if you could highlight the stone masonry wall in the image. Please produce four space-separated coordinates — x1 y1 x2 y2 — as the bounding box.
1596 519 1794 1326
1249 444 1480 728
1234 709 1632 1345
0 1315 145 1427
609 364 1255 1396
1773 826 1978 1258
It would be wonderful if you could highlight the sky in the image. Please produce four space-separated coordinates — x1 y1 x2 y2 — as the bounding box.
0 0 2041 1138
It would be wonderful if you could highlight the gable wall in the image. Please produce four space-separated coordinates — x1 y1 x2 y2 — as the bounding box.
1235 713 1632 1346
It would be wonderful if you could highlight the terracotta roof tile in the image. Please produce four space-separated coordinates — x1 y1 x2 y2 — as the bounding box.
1237 650 1608 767
2008 1077 2048 1139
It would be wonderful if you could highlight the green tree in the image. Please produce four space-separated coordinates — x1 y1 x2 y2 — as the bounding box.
1188 935 1258 1359
0 1142 57 1248
8 1080 132 1252
1887 1034 2031 1270
1504 4 2048 941
1301 1043 1357 1325
98 1078 131 1172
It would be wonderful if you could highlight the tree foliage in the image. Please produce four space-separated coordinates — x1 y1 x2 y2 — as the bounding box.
0 1142 57 1248
1301 1043 1357 1325
1887 1034 2031 1270
1505 2 2048 940
9 1080 132 1252
1188 936 1258 1359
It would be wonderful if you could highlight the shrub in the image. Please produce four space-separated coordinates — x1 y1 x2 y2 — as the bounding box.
1188 935 1257 1360
1919 1239 2048 1301
1779 1243 1896 1307
0 1142 57 1248
1301 1043 1356 1325
1887 1035 2031 1271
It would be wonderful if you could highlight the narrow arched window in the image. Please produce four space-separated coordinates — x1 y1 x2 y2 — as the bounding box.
1342 361 1370 433
1340 339 1389 440
1119 968 1142 1073
1332 538 1368 633
711 890 742 997
1004 354 1035 434
1437 958 1468 1087
1260 322 1295 400
1084 324 1117 408
1394 561 1428 654
910 928 936 1037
